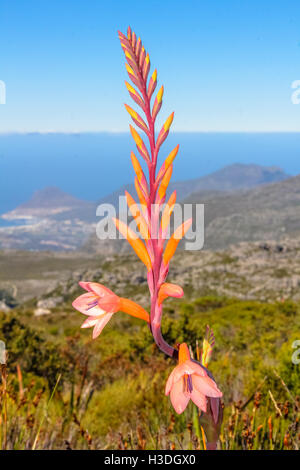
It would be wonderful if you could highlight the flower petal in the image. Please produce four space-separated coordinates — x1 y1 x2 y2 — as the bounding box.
163 218 192 264
171 363 189 384
170 378 190 414
185 360 207 377
81 316 99 328
78 281 93 292
98 294 120 314
86 282 115 298
165 368 176 396
173 361 207 383
158 282 184 305
190 389 207 413
72 293 106 316
92 313 114 339
192 375 222 398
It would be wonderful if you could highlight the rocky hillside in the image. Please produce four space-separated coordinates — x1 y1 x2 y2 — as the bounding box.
1 236 300 310
185 174 300 250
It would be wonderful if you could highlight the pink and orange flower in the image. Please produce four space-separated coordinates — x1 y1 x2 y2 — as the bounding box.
72 281 149 339
165 343 222 414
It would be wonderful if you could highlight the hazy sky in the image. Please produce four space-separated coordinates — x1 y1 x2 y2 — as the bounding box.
1 0 300 133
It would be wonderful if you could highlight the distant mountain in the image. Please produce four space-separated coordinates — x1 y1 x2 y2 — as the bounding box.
184 173 300 249
84 165 292 255
179 163 288 192
96 164 289 208
2 187 94 220
0 164 292 251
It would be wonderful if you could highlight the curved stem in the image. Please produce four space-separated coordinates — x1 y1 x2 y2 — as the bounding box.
152 323 178 359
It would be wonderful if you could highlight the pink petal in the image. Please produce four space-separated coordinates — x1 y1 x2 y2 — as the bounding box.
92 313 113 339
72 293 105 316
160 283 184 299
170 378 190 414
78 282 94 292
165 368 176 396
190 389 207 413
185 360 207 377
172 361 206 384
192 375 222 398
88 283 115 298
81 316 99 328
172 363 190 384
97 294 120 314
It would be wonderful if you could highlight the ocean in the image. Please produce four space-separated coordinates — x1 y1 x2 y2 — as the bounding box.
1 132 300 215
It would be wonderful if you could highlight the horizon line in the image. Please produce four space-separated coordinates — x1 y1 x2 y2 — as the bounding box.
1 130 300 136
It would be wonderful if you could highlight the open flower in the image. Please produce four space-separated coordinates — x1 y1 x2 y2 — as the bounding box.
165 343 222 414
73 281 149 339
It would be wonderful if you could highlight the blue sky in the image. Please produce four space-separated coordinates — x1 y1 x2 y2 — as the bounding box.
1 0 300 132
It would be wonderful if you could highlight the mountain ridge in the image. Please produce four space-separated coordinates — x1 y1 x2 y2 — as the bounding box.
0 163 294 251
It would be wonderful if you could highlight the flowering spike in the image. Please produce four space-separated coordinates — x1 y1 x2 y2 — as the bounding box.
73 30 223 438
113 218 152 271
73 29 224 443
163 218 192 264
158 283 184 305
130 125 150 162
125 191 150 240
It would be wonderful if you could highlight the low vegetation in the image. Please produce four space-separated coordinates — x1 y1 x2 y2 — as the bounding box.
0 295 299 449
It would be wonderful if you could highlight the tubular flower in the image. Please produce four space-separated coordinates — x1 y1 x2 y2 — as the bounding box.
165 343 222 414
72 282 149 339
158 283 183 305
